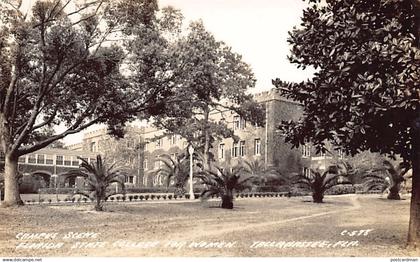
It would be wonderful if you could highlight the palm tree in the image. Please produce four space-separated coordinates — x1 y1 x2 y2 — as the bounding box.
154 146 205 193
363 160 411 200
62 155 126 211
293 166 350 203
196 165 255 209
154 154 190 191
241 159 289 191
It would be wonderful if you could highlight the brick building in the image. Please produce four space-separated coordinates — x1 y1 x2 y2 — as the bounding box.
0 147 96 192
3 89 339 192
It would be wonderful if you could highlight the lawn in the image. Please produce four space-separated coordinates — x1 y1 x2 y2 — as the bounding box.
0 194 416 257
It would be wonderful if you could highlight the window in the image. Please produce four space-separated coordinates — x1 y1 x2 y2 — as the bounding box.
56 155 63 165
232 142 239 158
143 174 148 186
18 156 26 163
156 138 162 148
233 116 246 130
72 157 79 166
154 155 161 169
126 176 134 184
254 139 261 156
28 154 36 164
239 141 246 157
46 155 53 165
0 152 5 161
143 159 148 170
90 142 96 152
302 144 311 158
36 154 45 164
219 144 225 159
303 167 311 177
233 116 240 130
170 135 177 145
126 139 133 148
64 156 71 166
338 149 345 159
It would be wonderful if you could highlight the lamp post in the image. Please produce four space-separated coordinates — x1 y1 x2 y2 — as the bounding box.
188 144 195 200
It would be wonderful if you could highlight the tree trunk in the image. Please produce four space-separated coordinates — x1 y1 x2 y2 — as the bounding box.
312 191 324 203
221 194 233 209
406 0 420 249
95 197 103 211
2 153 23 207
387 182 402 200
407 112 420 249
203 108 211 170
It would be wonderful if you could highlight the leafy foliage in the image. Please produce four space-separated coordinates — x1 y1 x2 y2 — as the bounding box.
153 20 265 167
273 0 419 160
61 155 126 211
293 166 351 203
363 160 411 199
154 153 190 190
272 0 420 247
240 159 289 191
196 165 256 209
0 0 196 205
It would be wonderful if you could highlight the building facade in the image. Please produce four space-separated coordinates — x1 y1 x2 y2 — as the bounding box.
0 147 96 192
1 89 340 193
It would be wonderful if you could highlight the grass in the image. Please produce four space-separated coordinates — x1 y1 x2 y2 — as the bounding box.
0 194 415 257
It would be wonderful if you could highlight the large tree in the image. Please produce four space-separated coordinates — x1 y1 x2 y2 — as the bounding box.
154 20 265 169
273 0 419 248
0 0 184 206
155 21 264 168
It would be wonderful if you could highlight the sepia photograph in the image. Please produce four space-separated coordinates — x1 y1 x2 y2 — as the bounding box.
0 0 419 260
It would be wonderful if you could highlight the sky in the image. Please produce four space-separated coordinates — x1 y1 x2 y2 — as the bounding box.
63 0 314 145
159 0 315 92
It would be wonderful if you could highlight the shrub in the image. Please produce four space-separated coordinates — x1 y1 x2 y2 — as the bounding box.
129 196 133 201
144 195 150 200
353 184 366 194
156 195 161 200
110 197 114 201
151 195 156 200
326 184 356 195
168 195 172 200
162 195 167 200
133 195 139 200
38 188 78 195
173 195 177 200
139 195 144 200
184 194 190 199
125 187 177 194
48 199 52 203
122 196 126 201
